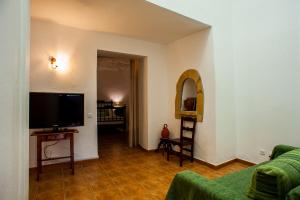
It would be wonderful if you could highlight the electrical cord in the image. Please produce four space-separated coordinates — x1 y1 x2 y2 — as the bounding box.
44 141 60 159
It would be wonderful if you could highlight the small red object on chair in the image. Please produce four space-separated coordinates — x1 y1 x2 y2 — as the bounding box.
161 124 170 138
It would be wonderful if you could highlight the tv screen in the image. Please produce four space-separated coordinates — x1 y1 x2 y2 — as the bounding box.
29 92 84 129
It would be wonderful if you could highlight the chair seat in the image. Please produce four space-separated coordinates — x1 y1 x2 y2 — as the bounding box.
168 138 192 146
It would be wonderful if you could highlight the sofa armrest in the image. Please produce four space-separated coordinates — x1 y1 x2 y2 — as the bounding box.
270 144 298 160
165 170 242 200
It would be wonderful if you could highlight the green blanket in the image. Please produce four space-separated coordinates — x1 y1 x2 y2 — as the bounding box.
165 170 208 200
165 167 257 200
287 185 300 200
247 149 300 200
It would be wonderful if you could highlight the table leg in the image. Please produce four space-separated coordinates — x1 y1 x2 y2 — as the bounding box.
162 142 166 155
36 136 42 181
155 140 163 152
164 141 169 156
70 133 74 175
167 143 171 161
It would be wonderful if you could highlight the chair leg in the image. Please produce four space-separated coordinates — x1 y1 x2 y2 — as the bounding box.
167 143 170 161
162 143 166 155
179 146 183 167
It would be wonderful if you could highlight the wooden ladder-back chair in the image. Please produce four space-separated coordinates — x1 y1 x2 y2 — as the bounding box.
167 117 197 166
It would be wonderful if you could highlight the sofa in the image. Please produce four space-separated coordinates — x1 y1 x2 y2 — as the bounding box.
165 145 300 200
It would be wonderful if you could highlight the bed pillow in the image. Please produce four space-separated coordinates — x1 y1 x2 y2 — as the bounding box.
247 149 300 200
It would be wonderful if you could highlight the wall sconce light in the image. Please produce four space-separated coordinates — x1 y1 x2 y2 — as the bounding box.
49 56 58 69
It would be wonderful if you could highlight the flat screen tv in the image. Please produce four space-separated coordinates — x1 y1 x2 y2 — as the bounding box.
29 92 84 129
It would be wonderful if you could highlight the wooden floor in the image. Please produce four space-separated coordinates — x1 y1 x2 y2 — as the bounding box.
29 130 249 200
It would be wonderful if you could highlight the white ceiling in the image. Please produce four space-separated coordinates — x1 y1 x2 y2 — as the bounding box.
31 0 208 44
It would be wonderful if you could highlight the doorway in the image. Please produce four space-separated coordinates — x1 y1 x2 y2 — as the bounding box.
96 50 144 157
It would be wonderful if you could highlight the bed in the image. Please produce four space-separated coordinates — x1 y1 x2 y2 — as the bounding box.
97 100 126 130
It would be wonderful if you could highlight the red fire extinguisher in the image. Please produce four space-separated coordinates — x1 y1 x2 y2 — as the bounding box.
161 124 170 138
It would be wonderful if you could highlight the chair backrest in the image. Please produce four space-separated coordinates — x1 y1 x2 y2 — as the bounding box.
180 117 197 143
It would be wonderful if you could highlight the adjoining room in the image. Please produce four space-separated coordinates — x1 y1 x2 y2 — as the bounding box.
97 50 144 157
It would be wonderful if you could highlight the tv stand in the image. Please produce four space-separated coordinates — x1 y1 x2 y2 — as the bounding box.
31 129 79 181
52 127 60 132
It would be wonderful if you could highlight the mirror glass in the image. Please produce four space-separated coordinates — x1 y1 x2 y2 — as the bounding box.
181 78 197 111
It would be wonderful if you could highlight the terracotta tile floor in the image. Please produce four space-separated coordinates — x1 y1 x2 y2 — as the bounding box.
29 130 249 200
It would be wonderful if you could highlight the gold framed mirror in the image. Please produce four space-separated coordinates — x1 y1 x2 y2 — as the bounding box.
175 69 204 122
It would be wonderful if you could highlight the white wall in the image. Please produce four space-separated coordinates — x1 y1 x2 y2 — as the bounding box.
166 29 217 164
0 0 29 199
97 57 130 105
29 19 168 167
233 0 300 163
151 0 300 164
149 0 236 165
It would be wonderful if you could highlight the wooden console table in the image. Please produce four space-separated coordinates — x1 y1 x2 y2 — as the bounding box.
31 129 78 181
